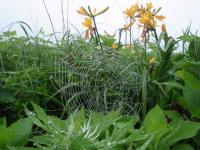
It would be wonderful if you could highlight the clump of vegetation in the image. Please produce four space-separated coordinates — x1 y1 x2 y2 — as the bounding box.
0 1 200 149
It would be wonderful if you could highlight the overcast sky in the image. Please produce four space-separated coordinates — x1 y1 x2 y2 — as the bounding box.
0 0 199 38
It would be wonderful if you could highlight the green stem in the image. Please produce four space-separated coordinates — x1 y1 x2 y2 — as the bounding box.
92 17 102 50
153 29 161 61
117 29 122 49
142 69 147 119
42 0 58 44
154 29 159 42
142 27 148 119
93 26 98 44
129 18 132 47
144 31 147 61
88 6 103 50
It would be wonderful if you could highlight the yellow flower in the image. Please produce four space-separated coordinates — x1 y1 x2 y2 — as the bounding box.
82 18 93 39
149 57 156 64
161 24 167 32
123 7 136 18
77 7 90 16
131 2 140 12
146 2 153 10
112 43 118 49
82 17 93 29
139 11 155 28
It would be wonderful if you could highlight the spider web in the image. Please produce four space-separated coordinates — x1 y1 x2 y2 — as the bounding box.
54 46 142 115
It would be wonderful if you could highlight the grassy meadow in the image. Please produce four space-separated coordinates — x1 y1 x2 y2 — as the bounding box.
0 1 200 150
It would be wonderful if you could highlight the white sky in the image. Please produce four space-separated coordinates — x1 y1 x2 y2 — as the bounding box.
0 0 199 38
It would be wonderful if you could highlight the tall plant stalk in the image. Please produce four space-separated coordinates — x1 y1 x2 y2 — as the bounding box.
60 0 65 34
142 33 148 119
42 0 58 44
129 18 132 48
117 29 122 49
88 7 103 50
154 29 161 61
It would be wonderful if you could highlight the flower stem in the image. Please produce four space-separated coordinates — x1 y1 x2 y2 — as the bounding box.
117 29 122 49
144 30 147 61
88 6 103 50
129 18 132 48
153 29 161 61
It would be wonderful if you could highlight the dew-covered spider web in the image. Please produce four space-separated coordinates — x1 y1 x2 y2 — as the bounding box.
54 44 143 115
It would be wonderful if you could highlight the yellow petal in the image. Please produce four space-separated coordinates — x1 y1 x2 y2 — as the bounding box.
161 24 167 32
112 43 118 49
155 15 166 21
77 7 90 16
82 17 93 28
139 12 155 28
149 57 156 64
131 2 140 12
123 7 136 17
146 2 153 10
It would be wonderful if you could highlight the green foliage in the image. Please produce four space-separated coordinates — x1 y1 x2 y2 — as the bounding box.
172 144 195 150
0 118 33 149
100 35 116 47
1 23 200 150
155 33 177 82
0 30 143 119
147 32 178 108
25 103 139 149
140 105 200 149
176 70 200 118
25 103 200 149
180 34 200 61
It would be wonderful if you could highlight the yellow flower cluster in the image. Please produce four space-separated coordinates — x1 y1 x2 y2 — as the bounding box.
123 3 140 18
77 6 109 39
123 2 165 29
77 2 167 48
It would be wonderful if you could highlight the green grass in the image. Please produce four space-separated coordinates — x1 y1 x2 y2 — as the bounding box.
0 24 200 149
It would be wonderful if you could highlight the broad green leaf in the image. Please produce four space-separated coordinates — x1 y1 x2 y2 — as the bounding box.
0 127 13 149
160 121 200 147
179 88 200 118
142 105 167 133
164 110 183 123
9 118 33 146
176 70 200 89
0 118 32 149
